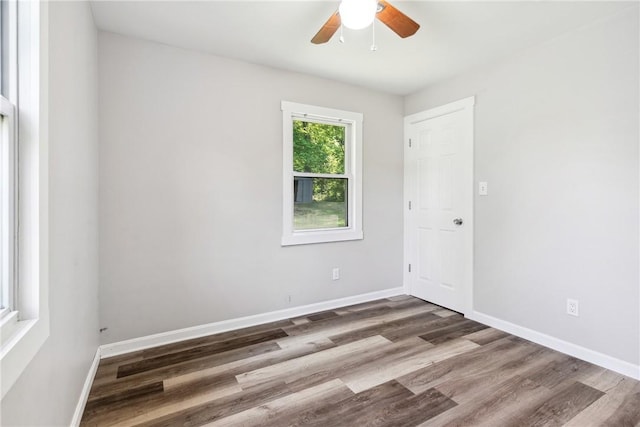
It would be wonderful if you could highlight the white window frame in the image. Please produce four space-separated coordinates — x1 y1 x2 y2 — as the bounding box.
0 95 16 320
0 0 18 323
281 101 363 246
0 0 49 399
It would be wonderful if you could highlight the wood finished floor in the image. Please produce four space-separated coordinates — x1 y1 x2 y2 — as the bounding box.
81 296 640 427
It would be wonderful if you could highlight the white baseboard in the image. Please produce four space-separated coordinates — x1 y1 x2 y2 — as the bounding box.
70 348 101 427
100 287 405 359
467 310 640 381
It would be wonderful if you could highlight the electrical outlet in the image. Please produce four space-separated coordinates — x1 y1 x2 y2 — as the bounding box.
332 267 340 281
566 299 579 316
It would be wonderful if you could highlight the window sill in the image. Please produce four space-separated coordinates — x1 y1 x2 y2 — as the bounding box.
0 310 20 346
282 229 363 246
0 314 48 399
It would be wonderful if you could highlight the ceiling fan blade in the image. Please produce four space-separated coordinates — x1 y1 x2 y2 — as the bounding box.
376 0 420 38
311 11 341 44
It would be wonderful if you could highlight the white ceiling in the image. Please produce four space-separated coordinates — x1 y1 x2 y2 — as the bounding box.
90 1 636 95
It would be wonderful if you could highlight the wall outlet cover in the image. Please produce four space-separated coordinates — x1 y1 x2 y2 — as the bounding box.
567 299 579 316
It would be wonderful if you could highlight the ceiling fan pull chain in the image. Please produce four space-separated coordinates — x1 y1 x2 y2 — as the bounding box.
339 24 345 43
370 20 378 51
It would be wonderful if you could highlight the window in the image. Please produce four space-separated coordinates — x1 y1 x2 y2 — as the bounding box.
0 95 15 318
0 0 17 318
0 0 48 399
281 101 363 245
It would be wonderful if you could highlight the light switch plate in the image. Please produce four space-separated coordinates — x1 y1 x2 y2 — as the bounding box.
479 181 488 196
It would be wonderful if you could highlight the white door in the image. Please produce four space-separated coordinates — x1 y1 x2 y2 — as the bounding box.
404 97 474 314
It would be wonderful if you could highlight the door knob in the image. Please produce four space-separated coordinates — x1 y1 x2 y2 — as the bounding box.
453 218 463 226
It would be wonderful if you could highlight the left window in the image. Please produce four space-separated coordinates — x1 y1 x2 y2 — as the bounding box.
0 0 16 319
0 94 16 318
1 0 48 399
281 101 363 246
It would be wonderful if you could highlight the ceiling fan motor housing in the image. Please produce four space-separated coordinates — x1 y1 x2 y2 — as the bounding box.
339 0 378 30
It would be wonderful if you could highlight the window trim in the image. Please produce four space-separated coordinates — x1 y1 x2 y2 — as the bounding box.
281 101 363 246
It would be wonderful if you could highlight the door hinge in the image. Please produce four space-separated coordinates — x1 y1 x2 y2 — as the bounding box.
409 138 412 148
408 264 412 273
408 201 412 210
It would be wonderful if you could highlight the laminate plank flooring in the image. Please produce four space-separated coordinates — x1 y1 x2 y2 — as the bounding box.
81 297 640 426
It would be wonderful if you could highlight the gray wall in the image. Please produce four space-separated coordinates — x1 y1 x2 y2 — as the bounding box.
406 7 639 365
98 33 404 344
0 2 100 426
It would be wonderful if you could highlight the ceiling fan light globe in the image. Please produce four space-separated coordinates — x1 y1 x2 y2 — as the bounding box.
339 0 377 30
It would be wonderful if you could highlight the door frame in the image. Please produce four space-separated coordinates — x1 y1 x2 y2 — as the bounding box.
403 96 475 315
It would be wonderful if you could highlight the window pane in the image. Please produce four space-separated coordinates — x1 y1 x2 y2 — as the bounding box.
293 120 345 174
294 177 347 230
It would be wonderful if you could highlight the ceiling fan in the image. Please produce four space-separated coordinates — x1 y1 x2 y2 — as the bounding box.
311 0 420 44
